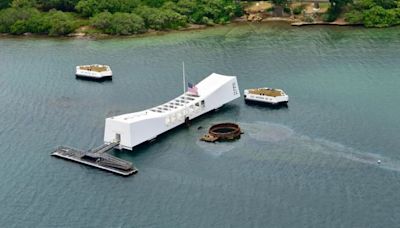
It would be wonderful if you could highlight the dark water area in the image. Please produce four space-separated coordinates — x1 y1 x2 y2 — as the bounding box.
1 23 400 227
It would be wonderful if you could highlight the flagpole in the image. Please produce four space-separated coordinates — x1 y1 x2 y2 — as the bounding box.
182 62 186 94
182 61 188 119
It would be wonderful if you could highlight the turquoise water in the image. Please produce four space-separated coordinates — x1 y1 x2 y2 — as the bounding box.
1 23 400 227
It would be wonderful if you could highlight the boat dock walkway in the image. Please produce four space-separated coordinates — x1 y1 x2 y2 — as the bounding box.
51 142 138 176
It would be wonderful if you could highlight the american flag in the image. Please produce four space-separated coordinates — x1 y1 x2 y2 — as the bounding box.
187 82 198 95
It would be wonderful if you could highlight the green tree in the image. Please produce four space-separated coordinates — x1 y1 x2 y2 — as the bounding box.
322 0 353 21
353 0 376 10
37 0 80 11
0 0 12 9
90 11 112 30
75 0 99 17
345 9 364 23
76 0 140 17
159 8 187 29
1 0 244 35
44 10 78 35
25 13 50 33
108 12 145 35
11 0 37 8
373 0 397 9
91 12 145 35
10 19 28 34
142 0 166 8
363 5 399 26
175 0 197 16
135 6 187 30
178 0 242 24
0 7 38 32
345 0 400 26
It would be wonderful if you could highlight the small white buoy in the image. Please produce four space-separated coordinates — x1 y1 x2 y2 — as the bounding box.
377 160 381 165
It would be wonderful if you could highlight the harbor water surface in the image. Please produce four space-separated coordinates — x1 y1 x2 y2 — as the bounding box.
1 23 400 227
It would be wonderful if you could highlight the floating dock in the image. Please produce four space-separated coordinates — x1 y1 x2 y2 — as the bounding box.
51 142 138 176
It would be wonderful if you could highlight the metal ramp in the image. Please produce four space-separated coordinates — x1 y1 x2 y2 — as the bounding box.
88 141 120 154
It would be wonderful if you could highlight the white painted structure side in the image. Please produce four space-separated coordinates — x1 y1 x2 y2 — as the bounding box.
244 88 289 104
75 64 112 78
104 73 240 150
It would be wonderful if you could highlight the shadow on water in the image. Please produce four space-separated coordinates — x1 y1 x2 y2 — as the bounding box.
244 100 289 110
75 77 113 83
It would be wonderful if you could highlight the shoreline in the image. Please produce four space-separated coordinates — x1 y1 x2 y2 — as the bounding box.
0 20 363 40
0 23 211 40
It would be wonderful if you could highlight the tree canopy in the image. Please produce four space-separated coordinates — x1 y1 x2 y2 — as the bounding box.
0 0 12 9
345 0 400 27
0 0 243 35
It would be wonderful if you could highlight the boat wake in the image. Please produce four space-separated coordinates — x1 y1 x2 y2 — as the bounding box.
309 137 400 172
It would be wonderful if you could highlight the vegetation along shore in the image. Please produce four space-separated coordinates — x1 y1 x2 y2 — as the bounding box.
0 0 399 37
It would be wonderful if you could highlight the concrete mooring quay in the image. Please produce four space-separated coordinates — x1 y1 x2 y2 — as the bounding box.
51 142 138 176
